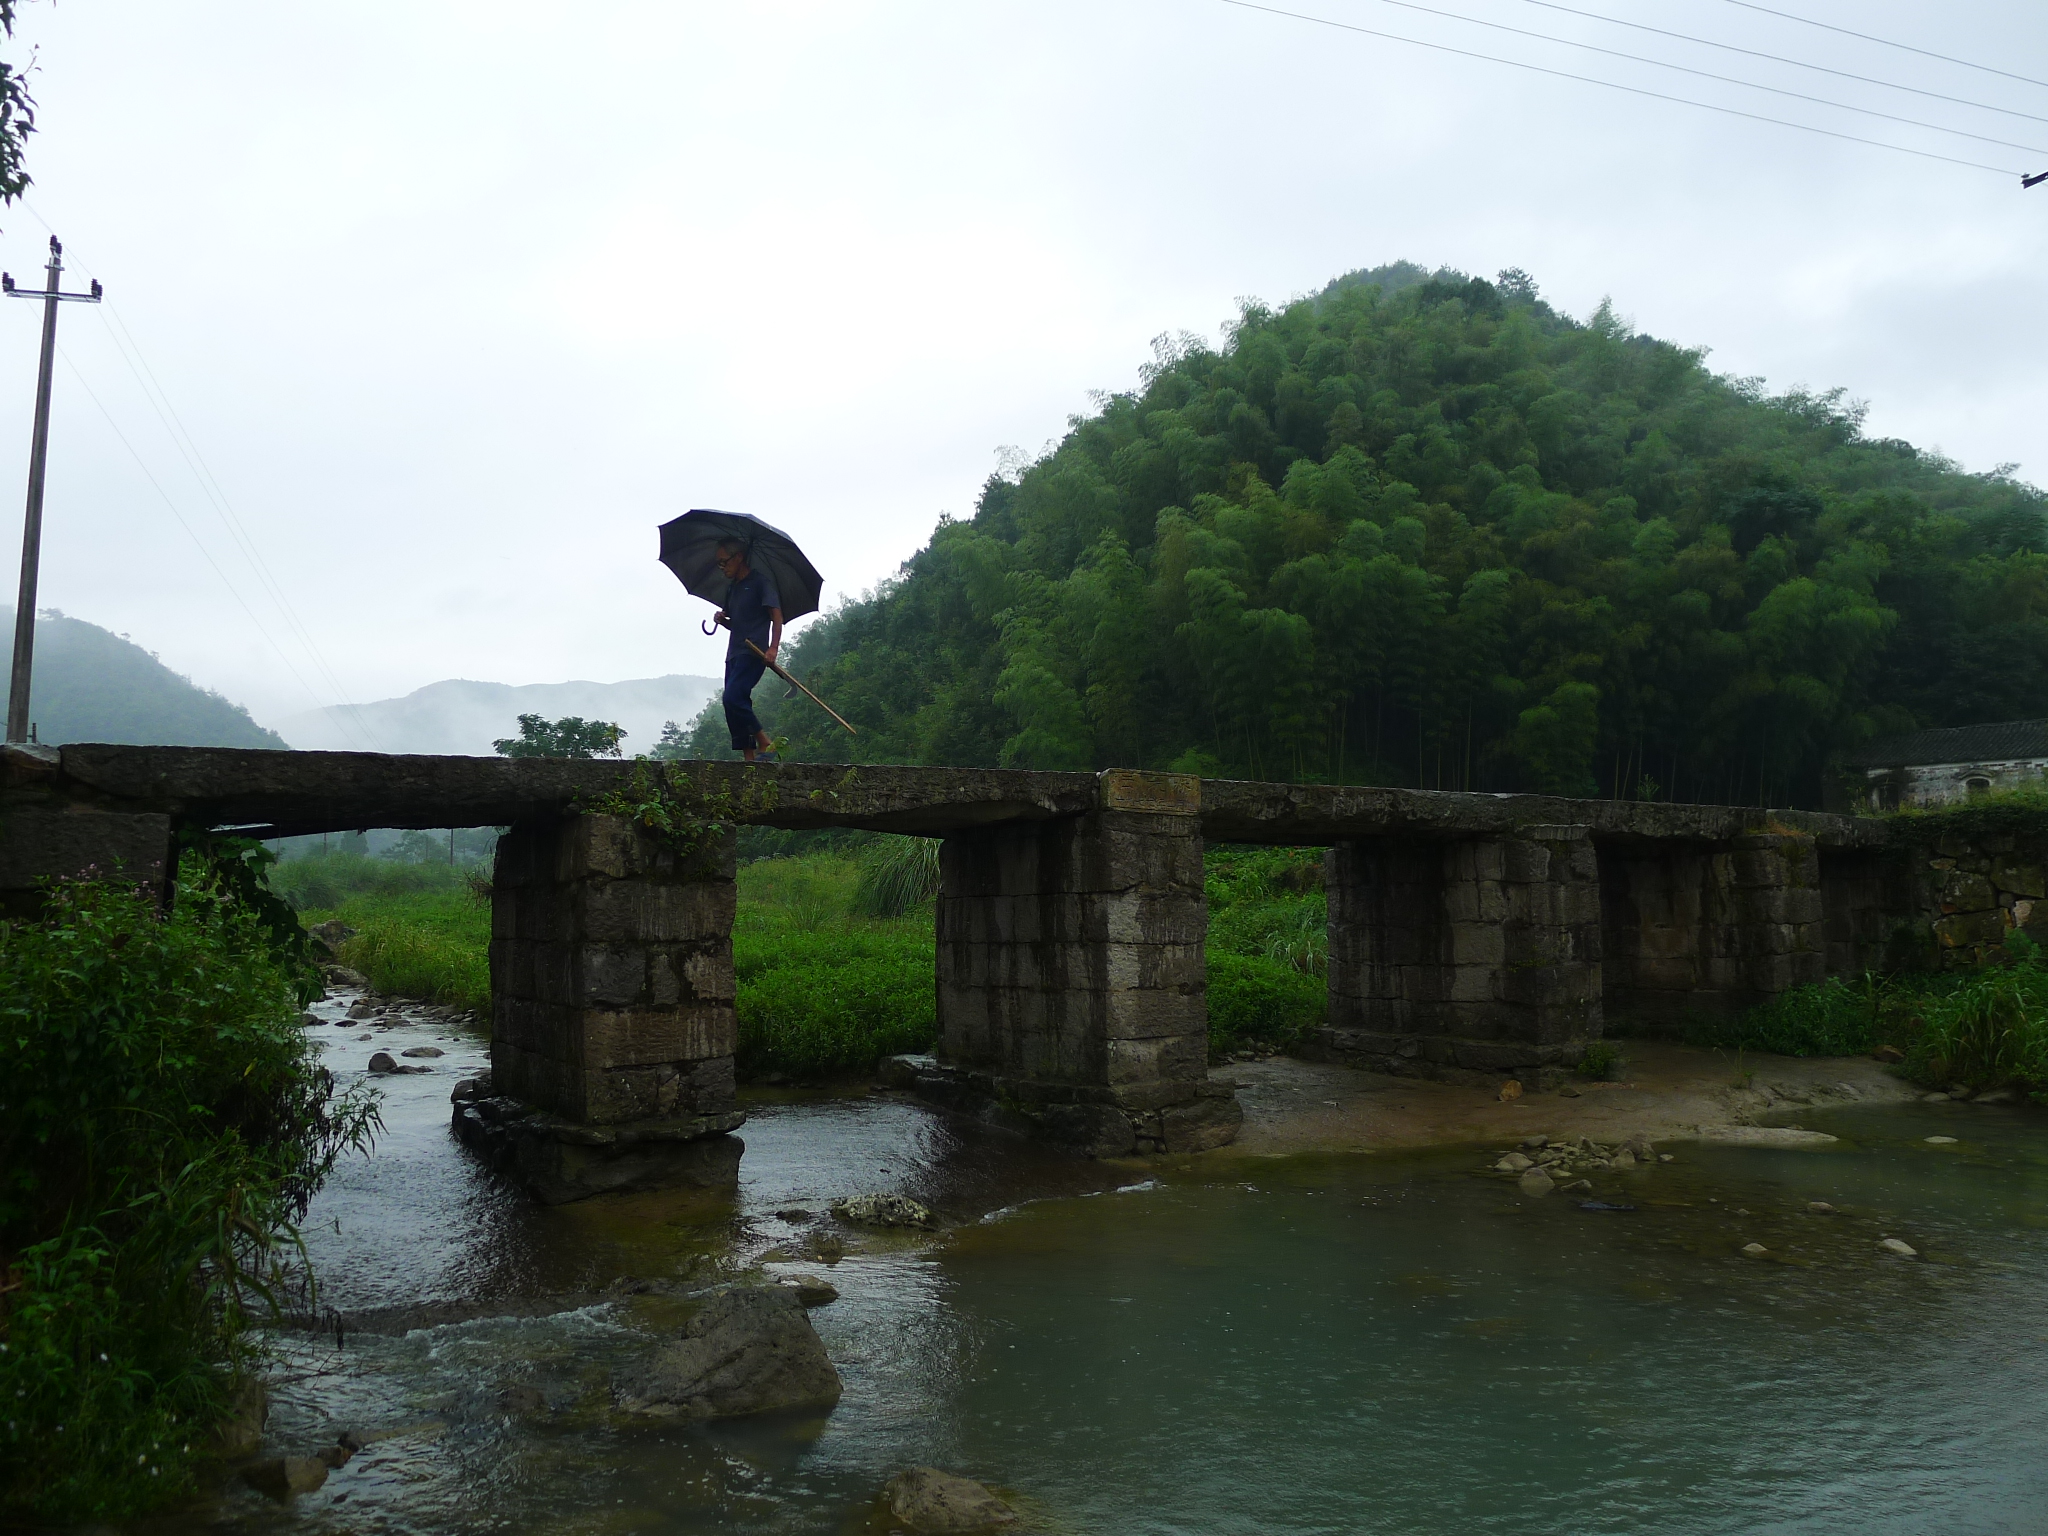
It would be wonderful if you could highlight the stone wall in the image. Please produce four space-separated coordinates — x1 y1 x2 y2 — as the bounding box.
1893 830 2048 968
1317 825 1602 1079
1597 833 1824 1029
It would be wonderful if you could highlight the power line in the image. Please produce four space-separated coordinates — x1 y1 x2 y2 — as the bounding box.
1719 0 2048 95
1524 0 2048 128
1371 0 2048 158
90 306 385 750
1217 0 2021 176
53 342 342 727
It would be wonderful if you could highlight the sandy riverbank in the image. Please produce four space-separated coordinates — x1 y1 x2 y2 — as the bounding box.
1211 1040 1928 1159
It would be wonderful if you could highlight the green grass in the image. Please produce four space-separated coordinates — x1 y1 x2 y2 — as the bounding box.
0 867 379 1523
1204 845 1330 1057
299 889 492 1015
733 854 936 1079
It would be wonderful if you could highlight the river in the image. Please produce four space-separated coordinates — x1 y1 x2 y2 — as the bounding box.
180 995 2048 1536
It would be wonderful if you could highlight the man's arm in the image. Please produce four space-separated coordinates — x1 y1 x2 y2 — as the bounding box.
767 608 784 664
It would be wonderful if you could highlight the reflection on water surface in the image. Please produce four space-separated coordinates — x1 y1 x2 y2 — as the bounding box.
181 1004 2048 1536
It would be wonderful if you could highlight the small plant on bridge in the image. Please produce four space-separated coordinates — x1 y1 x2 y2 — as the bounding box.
577 761 781 870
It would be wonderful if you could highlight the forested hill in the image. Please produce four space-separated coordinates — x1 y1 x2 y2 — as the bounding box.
697 262 2048 808
0 607 285 749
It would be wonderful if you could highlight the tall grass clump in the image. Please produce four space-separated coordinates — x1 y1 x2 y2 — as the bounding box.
0 868 380 1522
1913 933 2048 1093
1204 845 1329 1057
852 836 940 919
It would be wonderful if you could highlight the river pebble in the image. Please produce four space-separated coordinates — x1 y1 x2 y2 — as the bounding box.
1742 1243 1768 1256
1925 1135 1958 1145
1880 1238 1918 1258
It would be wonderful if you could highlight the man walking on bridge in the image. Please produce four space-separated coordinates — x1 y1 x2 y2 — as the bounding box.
713 538 783 762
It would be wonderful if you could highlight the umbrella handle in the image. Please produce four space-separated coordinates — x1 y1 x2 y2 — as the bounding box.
701 618 721 636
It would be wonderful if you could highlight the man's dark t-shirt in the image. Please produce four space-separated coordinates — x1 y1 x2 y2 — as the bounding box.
724 568 780 656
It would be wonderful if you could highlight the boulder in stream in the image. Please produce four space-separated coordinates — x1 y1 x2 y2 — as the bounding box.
613 1285 842 1420
832 1193 936 1228
880 1467 1020 1532
240 1456 329 1499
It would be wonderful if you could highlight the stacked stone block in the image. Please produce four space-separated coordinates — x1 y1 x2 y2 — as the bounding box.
1906 832 2048 967
930 769 1237 1153
1600 833 1825 1026
489 813 738 1126
1699 833 1824 1000
1320 825 1602 1078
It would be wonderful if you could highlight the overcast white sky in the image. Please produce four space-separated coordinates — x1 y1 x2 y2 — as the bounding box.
2 0 2044 741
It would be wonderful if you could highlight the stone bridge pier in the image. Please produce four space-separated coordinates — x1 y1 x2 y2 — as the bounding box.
909 769 1241 1157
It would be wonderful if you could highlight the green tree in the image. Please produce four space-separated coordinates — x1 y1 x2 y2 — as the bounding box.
491 713 626 759
741 261 2048 808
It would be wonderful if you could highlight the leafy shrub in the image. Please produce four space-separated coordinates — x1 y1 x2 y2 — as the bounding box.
1207 951 1325 1057
734 855 936 1078
1696 974 1889 1058
736 940 937 1078
0 869 379 1522
1576 1040 1624 1080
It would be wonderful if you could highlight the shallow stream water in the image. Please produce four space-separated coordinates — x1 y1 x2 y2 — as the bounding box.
172 992 2048 1535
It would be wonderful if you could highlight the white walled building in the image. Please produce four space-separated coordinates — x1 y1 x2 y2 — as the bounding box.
1839 720 2048 811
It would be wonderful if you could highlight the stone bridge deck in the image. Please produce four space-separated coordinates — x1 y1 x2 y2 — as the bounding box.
3 745 1925 1199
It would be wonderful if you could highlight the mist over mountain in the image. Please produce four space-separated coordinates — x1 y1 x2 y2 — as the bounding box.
275 674 719 756
0 607 286 748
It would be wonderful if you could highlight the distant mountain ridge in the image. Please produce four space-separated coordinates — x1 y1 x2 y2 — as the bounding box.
275 674 720 756
0 607 286 748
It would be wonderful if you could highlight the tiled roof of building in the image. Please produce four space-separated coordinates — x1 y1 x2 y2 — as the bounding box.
1840 718 2048 769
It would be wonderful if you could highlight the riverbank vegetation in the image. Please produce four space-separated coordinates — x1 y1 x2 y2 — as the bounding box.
0 866 379 1523
275 852 492 1014
1680 937 2048 1099
690 261 2047 810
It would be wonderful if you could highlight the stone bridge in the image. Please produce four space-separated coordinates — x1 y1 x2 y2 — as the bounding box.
4 744 1932 1199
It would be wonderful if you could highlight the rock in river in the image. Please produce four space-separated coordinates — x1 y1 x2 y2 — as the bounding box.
1697 1126 1839 1150
1494 1152 1534 1173
1517 1169 1555 1197
880 1467 1019 1532
832 1193 935 1228
613 1285 842 1420
1880 1237 1918 1258
240 1457 329 1499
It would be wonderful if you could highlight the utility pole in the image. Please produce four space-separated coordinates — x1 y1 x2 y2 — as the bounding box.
4 236 102 745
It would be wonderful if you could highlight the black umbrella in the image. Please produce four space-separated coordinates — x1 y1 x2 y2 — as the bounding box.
656 507 857 735
657 508 824 622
